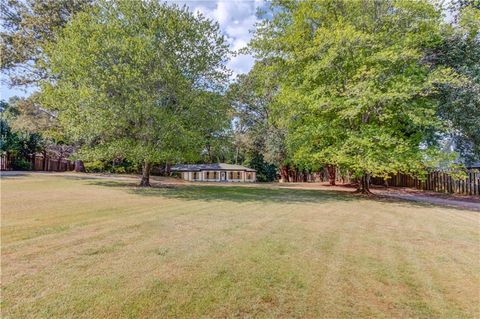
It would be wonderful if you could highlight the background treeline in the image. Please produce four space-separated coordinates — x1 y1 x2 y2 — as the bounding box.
1 0 478 188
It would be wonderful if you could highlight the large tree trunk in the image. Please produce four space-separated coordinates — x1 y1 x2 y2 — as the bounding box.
206 144 212 163
327 165 336 185
234 147 239 164
289 167 296 182
139 161 151 187
280 165 290 182
356 173 373 194
164 162 171 176
42 151 47 171
74 160 85 172
30 154 35 170
57 155 62 171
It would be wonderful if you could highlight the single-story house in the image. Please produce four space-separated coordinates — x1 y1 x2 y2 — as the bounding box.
172 163 256 182
467 162 480 170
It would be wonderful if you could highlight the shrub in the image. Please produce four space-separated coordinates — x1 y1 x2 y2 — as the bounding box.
112 166 126 174
84 160 106 173
12 158 31 170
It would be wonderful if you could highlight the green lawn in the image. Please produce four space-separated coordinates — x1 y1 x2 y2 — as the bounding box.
1 173 479 318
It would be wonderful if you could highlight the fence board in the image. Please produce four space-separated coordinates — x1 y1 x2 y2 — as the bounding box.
371 170 479 196
0 154 75 172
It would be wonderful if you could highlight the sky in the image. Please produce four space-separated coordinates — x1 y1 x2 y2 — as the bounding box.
177 0 264 75
0 0 264 101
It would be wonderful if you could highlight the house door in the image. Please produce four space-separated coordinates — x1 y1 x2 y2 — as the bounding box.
221 171 226 181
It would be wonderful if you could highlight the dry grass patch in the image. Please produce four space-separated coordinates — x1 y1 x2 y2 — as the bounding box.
1 173 479 318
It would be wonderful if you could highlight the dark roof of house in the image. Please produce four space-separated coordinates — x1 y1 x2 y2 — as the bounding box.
171 163 256 172
467 162 480 169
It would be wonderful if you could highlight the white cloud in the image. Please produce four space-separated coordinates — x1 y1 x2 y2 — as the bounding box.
227 53 254 76
173 0 263 77
2 0 262 99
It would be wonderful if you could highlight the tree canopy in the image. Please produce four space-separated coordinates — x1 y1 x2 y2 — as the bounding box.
1 0 93 86
434 5 480 164
40 0 230 185
2 0 478 189
250 0 466 191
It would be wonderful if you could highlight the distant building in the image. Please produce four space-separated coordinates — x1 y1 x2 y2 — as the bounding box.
172 163 256 182
467 162 480 169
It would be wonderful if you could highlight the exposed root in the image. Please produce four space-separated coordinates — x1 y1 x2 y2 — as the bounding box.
139 180 151 187
353 188 375 196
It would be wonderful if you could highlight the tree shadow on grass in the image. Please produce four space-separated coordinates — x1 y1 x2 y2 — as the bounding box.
0 172 30 179
86 180 476 211
61 175 140 182
88 180 359 204
374 194 480 212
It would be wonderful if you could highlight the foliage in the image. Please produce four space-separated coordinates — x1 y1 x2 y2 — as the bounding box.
433 4 480 164
40 0 230 185
111 166 126 174
4 95 59 137
251 0 462 190
1 97 72 171
83 160 105 173
195 92 233 164
0 0 93 86
11 157 31 170
1 100 45 160
243 152 277 182
227 60 288 180
82 158 139 174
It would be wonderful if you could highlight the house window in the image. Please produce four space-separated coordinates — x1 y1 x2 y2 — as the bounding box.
229 172 233 179
214 171 218 179
193 172 198 180
247 172 252 180
236 172 241 179
206 171 210 179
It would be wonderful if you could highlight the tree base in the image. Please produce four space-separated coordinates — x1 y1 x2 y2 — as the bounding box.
353 188 374 195
354 174 373 195
139 161 152 187
74 160 85 172
139 178 151 187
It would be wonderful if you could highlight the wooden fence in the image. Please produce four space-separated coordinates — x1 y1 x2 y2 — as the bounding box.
32 155 75 171
281 167 479 196
371 171 480 196
0 154 75 172
0 155 11 171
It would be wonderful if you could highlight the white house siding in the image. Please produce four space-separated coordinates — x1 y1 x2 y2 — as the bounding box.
179 170 255 182
203 171 221 182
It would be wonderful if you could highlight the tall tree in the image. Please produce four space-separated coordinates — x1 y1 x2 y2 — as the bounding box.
1 98 46 169
5 94 58 135
228 60 288 182
434 4 480 164
251 0 460 192
196 92 232 164
40 0 230 186
1 0 93 86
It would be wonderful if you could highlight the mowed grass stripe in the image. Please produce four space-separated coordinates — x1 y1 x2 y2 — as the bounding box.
2 190 266 282
1 174 479 318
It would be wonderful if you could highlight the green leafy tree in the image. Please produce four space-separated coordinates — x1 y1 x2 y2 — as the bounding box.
5 94 58 135
434 5 480 164
228 61 289 181
252 0 460 192
1 0 92 86
1 99 45 170
195 92 233 164
40 0 230 186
